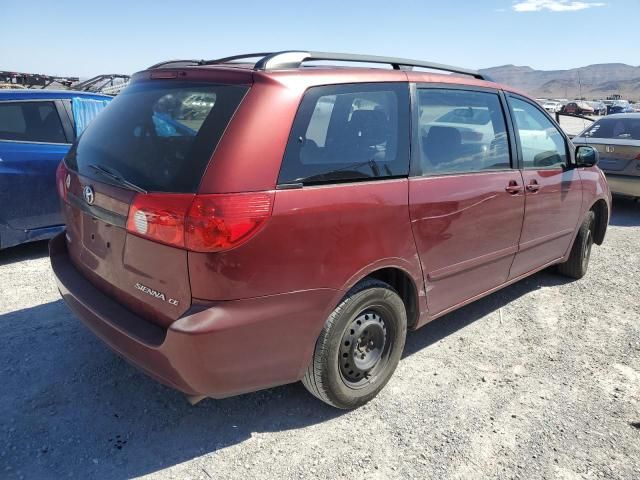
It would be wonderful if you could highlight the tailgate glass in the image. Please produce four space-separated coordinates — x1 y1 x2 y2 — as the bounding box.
65 81 248 193
580 117 640 141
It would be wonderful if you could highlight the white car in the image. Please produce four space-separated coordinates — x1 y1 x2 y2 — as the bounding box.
543 101 562 113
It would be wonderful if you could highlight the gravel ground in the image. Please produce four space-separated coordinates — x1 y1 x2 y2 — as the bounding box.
1 196 639 480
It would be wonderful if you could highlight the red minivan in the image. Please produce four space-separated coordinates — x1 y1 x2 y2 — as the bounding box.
50 51 611 409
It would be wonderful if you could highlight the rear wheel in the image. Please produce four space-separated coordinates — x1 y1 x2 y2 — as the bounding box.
302 279 407 409
557 211 595 279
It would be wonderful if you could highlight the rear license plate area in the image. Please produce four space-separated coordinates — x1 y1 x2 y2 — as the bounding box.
82 214 114 258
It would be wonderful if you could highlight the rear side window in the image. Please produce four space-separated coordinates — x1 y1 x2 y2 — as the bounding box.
71 97 110 136
580 117 640 140
0 101 66 143
66 81 249 193
279 83 410 185
417 89 510 175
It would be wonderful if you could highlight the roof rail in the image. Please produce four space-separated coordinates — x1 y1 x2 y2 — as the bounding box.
148 51 487 80
148 59 205 69
253 51 487 80
205 52 273 65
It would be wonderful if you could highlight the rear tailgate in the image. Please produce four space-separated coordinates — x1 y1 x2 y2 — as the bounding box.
60 73 251 328
63 173 191 328
587 140 640 177
574 116 640 177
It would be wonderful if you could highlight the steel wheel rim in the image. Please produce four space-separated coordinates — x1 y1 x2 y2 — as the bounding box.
338 308 393 389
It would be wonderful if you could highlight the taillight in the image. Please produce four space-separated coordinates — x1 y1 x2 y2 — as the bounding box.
125 192 274 252
185 192 274 252
56 161 70 202
126 194 194 248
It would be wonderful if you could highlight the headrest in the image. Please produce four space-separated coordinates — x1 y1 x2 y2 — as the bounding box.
348 109 389 146
425 126 462 146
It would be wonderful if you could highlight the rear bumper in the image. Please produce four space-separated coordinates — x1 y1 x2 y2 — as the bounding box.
605 174 640 198
0 223 64 250
50 233 337 398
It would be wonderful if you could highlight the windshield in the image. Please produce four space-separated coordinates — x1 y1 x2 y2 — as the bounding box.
580 117 640 140
65 81 248 193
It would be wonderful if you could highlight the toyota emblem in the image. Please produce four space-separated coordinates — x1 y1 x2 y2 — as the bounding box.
83 185 95 205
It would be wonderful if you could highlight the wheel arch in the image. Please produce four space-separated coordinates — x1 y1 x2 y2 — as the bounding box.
589 198 609 245
341 264 421 330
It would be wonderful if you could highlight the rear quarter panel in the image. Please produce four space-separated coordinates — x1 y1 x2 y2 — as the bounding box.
197 76 312 193
188 179 423 303
579 166 611 210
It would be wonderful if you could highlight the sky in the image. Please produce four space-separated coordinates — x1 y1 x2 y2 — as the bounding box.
2 0 638 78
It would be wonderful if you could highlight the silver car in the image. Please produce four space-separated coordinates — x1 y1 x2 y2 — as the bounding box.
572 113 640 198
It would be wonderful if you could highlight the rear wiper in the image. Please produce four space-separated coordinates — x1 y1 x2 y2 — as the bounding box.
88 164 147 193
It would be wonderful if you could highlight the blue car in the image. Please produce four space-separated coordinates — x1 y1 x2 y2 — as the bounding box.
609 104 635 114
0 89 111 249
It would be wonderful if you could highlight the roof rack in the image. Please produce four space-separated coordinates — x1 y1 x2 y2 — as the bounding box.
256 51 486 79
147 59 206 69
147 53 272 70
207 52 273 65
148 51 487 80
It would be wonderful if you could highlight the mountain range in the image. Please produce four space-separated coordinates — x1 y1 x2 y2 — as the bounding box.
478 63 640 101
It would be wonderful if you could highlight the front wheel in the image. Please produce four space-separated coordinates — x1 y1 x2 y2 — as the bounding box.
302 279 407 409
557 211 595 279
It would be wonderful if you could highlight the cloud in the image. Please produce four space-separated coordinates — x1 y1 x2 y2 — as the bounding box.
512 0 606 12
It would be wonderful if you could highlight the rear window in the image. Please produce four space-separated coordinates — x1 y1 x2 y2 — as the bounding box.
580 117 640 140
66 81 248 193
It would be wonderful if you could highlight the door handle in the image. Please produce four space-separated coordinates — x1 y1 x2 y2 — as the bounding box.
505 181 522 194
526 180 540 193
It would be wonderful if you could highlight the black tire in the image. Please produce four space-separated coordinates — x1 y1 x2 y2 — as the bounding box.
557 211 595 279
302 279 407 409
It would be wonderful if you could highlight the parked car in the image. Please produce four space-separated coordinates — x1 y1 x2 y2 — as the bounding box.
572 113 640 198
562 101 595 115
609 101 634 114
0 89 111 249
50 51 611 409
543 101 562 113
589 101 607 116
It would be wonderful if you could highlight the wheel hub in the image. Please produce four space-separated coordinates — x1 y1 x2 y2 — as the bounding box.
339 311 387 383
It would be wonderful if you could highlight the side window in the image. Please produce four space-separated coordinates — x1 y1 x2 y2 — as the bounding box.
417 89 510 175
71 97 110 136
0 101 66 143
278 83 410 185
509 97 567 169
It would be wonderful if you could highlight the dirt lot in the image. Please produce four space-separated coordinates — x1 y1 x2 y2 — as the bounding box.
1 196 639 480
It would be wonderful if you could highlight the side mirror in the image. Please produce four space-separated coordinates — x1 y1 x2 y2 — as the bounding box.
575 145 599 167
